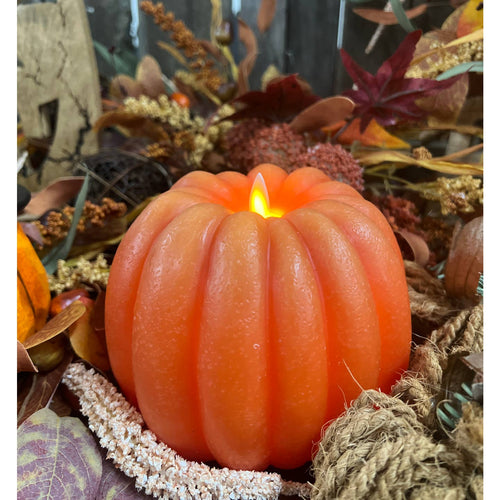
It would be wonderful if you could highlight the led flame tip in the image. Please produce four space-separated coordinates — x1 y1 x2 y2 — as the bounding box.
249 173 283 218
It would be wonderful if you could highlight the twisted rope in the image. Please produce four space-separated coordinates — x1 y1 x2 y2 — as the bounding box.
312 262 483 499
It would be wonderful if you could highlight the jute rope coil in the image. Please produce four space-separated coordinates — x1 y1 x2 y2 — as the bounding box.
405 260 456 323
312 261 483 499
311 391 476 500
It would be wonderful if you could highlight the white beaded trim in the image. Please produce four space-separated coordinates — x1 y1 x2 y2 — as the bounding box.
62 362 312 500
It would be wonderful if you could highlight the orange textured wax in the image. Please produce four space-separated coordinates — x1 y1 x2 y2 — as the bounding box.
105 164 411 471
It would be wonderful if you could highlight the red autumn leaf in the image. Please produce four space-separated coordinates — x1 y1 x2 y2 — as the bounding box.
226 74 320 123
340 30 462 132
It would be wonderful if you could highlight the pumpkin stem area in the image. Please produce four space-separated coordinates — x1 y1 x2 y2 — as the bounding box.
249 173 284 218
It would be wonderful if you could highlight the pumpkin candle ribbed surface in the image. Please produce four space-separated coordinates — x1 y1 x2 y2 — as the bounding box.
105 164 411 471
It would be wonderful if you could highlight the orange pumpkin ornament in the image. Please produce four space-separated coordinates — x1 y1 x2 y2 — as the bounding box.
105 164 411 471
17 223 51 343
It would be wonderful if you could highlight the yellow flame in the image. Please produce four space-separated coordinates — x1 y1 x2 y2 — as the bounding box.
249 173 284 218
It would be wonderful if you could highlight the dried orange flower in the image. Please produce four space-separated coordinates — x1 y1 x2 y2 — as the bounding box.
413 147 432 161
34 198 127 248
140 1 224 93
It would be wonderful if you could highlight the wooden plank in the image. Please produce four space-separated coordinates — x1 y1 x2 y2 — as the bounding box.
86 0 138 79
284 0 341 97
17 0 102 191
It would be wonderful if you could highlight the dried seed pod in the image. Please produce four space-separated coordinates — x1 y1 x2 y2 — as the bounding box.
214 19 233 46
444 216 483 301
28 335 67 372
215 81 238 102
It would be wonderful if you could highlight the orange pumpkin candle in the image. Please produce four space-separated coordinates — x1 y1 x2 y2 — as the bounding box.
105 164 411 471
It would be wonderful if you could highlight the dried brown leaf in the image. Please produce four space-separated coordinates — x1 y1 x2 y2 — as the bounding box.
198 39 226 63
257 0 277 32
109 75 144 100
17 350 73 426
435 143 483 162
136 55 166 98
93 110 169 142
289 96 355 133
69 302 110 372
19 222 45 248
356 150 483 176
23 300 86 350
417 73 469 124
410 29 483 68
236 18 258 96
18 341 38 373
90 291 106 336
24 177 85 216
353 5 427 25
395 229 430 267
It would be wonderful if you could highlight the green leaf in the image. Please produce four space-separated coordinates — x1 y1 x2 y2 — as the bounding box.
93 40 138 77
436 61 483 81
42 174 89 274
17 408 102 498
389 0 416 32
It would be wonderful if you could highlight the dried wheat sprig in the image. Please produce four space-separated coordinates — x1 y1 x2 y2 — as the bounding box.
62 362 312 500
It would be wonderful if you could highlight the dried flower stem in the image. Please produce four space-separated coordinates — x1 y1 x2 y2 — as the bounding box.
62 363 312 500
140 1 224 94
365 0 406 55
49 254 110 294
435 143 483 162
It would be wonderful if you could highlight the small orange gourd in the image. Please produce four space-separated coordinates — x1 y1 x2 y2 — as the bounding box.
17 223 50 343
105 164 411 471
170 91 190 108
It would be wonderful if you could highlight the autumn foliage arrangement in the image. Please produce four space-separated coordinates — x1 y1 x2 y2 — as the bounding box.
17 0 483 498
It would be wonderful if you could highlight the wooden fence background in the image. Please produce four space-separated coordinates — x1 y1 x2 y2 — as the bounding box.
27 0 455 97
